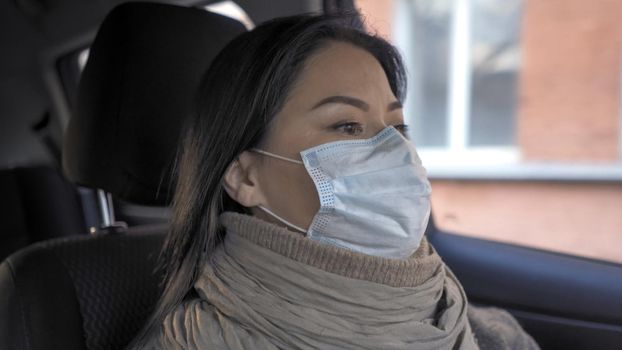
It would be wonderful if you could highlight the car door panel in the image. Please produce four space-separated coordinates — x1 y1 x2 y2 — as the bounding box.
429 229 622 350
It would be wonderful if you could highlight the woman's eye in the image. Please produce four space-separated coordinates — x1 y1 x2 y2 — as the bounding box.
334 122 364 136
394 124 409 136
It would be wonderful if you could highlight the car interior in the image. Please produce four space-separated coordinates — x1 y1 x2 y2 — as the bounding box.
1 1 621 349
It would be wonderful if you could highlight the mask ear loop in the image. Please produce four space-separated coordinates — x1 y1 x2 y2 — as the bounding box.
257 205 308 234
251 149 304 164
250 148 308 234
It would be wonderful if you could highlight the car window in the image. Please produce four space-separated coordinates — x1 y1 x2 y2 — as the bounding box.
204 0 255 29
357 0 622 264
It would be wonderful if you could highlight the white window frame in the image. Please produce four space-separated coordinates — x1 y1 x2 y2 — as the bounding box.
395 0 520 170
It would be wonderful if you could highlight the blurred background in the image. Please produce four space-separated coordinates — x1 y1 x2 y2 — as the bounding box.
357 0 622 264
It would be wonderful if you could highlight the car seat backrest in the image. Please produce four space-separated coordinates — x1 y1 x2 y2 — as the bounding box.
0 3 246 349
0 166 86 261
0 225 166 350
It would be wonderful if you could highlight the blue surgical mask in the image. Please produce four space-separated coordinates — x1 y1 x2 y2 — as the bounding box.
252 126 432 259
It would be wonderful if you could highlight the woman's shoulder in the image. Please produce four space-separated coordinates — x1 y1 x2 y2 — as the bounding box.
467 304 540 350
140 298 213 349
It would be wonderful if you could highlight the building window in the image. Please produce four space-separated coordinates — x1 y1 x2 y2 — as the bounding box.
394 0 522 166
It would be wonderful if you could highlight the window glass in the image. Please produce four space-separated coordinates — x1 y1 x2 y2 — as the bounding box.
391 0 520 149
396 1 451 147
356 0 622 264
204 1 255 29
469 0 520 146
78 49 89 71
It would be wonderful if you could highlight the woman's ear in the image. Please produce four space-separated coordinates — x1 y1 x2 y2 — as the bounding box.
223 151 265 207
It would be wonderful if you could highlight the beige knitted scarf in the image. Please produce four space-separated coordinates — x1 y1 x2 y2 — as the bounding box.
153 212 480 349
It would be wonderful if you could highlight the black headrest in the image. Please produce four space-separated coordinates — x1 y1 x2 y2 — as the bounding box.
63 2 246 205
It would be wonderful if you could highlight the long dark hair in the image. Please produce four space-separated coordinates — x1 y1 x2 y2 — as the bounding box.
132 12 407 348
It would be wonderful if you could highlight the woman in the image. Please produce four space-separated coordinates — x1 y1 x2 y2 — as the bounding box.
134 13 539 349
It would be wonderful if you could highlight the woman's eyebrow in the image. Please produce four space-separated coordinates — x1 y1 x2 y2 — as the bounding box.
311 96 369 111
310 95 403 112
388 101 402 111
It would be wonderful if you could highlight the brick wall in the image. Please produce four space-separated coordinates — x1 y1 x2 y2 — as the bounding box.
431 180 622 263
518 0 622 162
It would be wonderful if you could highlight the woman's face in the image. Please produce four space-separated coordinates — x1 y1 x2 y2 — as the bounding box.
229 41 406 230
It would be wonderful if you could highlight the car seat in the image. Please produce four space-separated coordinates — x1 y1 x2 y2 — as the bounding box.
0 166 87 261
0 3 246 349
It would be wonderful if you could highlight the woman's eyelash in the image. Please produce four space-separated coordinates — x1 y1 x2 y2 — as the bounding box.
333 121 364 135
394 124 409 133
330 121 409 136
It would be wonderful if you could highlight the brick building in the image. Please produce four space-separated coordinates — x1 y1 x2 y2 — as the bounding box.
357 0 622 263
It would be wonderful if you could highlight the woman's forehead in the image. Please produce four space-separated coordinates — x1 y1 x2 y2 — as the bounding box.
288 41 395 104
